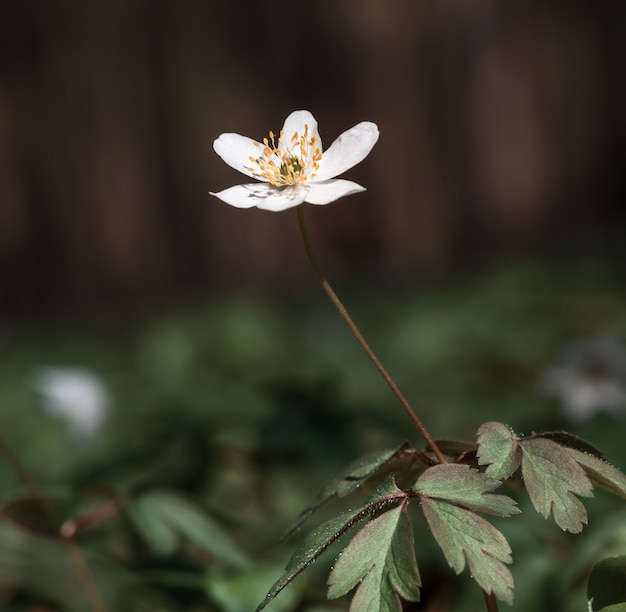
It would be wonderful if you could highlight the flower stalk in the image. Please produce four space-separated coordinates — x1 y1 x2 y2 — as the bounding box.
296 206 446 465
210 109 507 609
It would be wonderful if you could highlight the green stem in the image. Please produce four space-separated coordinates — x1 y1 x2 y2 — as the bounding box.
296 206 446 464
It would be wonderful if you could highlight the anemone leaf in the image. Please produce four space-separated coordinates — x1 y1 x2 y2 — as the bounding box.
257 477 405 611
413 463 519 516
327 503 420 611
477 421 522 480
587 555 626 611
284 442 413 538
421 498 514 605
520 438 593 533
567 448 626 500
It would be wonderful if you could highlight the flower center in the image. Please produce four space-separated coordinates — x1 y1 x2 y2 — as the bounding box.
248 124 322 187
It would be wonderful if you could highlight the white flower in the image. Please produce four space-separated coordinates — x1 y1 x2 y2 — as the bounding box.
540 334 626 422
210 110 379 211
35 367 110 442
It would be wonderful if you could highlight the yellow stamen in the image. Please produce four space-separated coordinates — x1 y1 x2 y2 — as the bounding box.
248 124 323 186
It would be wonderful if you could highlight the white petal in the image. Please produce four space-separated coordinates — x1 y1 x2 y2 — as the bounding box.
213 133 267 180
281 110 322 151
256 185 308 211
313 121 379 181
210 184 270 208
210 183 307 211
304 179 366 205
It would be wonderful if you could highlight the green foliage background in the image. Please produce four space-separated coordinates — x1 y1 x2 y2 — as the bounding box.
1 260 626 610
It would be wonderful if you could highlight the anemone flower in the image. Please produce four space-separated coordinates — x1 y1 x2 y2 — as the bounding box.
35 367 109 442
210 110 379 212
540 334 626 422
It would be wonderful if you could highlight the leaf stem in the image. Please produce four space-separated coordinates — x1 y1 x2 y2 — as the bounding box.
483 590 499 612
296 206 446 464
0 435 108 612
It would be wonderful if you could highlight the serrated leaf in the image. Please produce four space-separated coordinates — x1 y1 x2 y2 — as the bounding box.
588 555 626 611
413 463 520 516
128 491 249 568
284 443 413 537
477 421 522 480
257 477 406 611
327 503 420 611
421 498 514 605
567 449 626 500
520 438 593 533
537 431 605 459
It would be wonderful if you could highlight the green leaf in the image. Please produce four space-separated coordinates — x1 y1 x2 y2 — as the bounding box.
327 503 420 611
257 477 406 611
413 463 520 516
207 564 304 612
588 555 626 611
284 442 413 537
127 494 179 556
421 498 514 605
537 431 605 459
128 491 249 568
413 464 517 604
520 438 593 533
476 421 522 480
567 448 626 500
598 605 626 612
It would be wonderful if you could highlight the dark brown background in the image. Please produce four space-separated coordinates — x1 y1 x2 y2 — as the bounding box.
1 1 624 321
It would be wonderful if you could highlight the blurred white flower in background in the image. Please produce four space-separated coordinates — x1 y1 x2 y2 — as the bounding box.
34 367 110 441
540 333 626 422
